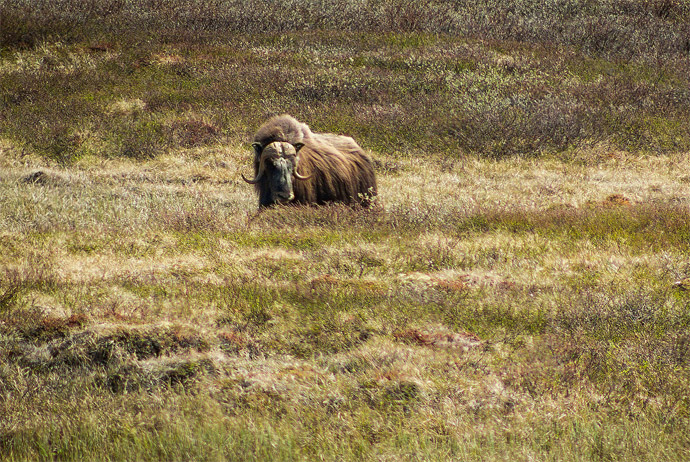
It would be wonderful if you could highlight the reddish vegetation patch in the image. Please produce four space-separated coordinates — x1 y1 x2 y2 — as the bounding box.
170 119 219 148
87 42 114 52
310 274 341 291
394 328 482 350
585 193 633 208
64 313 89 327
604 194 632 206
2 311 89 342
39 313 88 334
433 277 467 293
219 331 248 349
497 280 517 291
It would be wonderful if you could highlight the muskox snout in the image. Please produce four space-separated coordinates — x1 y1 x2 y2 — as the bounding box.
274 191 295 203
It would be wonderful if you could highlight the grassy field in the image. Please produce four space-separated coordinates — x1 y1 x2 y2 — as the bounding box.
2 1 690 460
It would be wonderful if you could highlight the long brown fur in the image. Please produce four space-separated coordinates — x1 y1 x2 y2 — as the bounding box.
252 115 377 207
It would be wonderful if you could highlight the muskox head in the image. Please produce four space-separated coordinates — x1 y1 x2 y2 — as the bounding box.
242 141 311 207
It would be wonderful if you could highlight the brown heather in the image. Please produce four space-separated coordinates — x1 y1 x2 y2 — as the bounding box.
1 1 690 460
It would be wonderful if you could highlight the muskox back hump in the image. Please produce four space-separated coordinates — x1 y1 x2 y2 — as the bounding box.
253 114 313 147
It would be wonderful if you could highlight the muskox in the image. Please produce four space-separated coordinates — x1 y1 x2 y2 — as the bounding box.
242 115 377 208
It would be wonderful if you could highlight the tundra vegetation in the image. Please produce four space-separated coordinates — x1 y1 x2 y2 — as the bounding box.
1 0 690 460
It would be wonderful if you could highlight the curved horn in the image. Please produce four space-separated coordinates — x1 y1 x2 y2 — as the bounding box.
292 143 309 179
294 170 311 181
242 157 265 184
243 145 267 184
242 170 263 184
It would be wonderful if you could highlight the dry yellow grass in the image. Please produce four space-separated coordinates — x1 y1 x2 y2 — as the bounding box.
2 142 690 459
2 7 690 457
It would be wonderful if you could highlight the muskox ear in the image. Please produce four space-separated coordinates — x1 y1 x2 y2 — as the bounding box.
293 142 305 153
252 142 263 158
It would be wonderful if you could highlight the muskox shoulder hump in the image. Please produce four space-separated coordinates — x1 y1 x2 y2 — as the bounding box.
253 114 314 147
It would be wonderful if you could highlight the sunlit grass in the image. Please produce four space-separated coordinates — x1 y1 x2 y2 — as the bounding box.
2 2 690 459
2 142 690 459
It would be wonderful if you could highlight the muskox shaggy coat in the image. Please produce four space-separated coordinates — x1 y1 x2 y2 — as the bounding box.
246 115 377 208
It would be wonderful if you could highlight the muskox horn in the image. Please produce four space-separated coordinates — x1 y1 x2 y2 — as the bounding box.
243 145 267 184
294 170 311 181
292 143 310 180
241 171 263 184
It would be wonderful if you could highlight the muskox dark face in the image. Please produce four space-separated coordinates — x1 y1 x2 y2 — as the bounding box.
242 141 309 207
